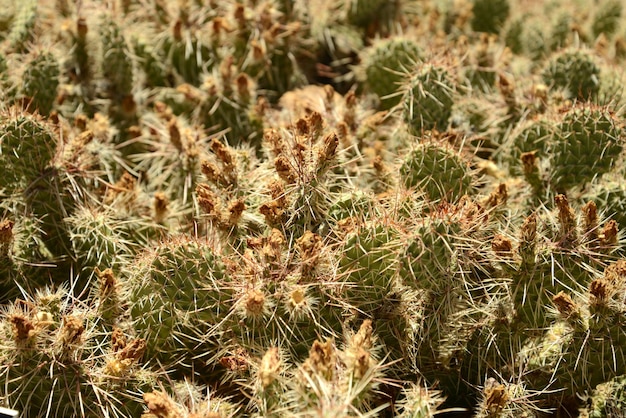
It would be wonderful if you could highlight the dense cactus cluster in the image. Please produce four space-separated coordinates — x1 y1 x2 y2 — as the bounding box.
3 0 626 417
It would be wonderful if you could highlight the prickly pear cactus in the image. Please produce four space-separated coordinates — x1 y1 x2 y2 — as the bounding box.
400 142 474 203
125 237 233 376
21 52 59 115
363 38 421 109
549 105 623 191
403 63 455 134
471 0 511 34
543 49 600 101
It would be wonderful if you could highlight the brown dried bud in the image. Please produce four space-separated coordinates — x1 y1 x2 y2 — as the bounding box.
484 183 508 208
318 132 338 168
210 138 234 167
196 183 220 216
308 111 323 135
305 339 335 380
589 278 611 303
76 17 88 38
259 202 284 225
235 73 251 101
154 192 169 222
10 313 36 342
295 117 309 135
74 114 88 130
263 128 283 156
117 338 147 363
111 327 127 353
98 268 117 298
555 194 577 245
143 391 183 418
259 347 281 388
600 220 618 247
0 219 14 245
483 378 509 413
228 198 246 225
268 180 286 206
603 259 626 286
351 319 373 351
60 315 85 347
582 200 599 242
274 155 296 183
167 118 183 153
200 160 223 184
492 234 513 255
220 349 249 372
520 151 537 173
552 291 578 318
244 289 265 317
297 231 322 267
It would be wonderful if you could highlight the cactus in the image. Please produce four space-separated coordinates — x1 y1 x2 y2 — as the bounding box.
471 0 510 34
580 374 626 418
0 286 155 417
124 236 233 378
549 105 623 191
400 142 474 203
0 110 57 191
7 0 37 51
543 49 600 101
362 38 421 109
100 16 134 116
403 62 455 134
21 52 59 115
591 0 622 39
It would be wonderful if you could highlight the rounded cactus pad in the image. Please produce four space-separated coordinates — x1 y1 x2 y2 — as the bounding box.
543 49 600 101
550 105 623 190
400 143 473 203
471 0 511 34
363 38 421 110
125 236 232 373
403 62 455 134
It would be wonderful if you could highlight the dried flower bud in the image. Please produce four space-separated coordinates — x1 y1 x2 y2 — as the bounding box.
228 198 246 225
210 138 234 167
351 319 373 351
555 194 577 245
117 338 146 363
60 315 85 348
589 278 611 303
305 339 335 380
492 234 513 255
307 111 323 135
196 183 220 216
143 391 183 418
0 219 14 245
259 347 281 388
274 155 296 183
295 117 309 135
111 327 127 353
484 183 508 208
10 313 36 342
582 200 599 242
483 378 509 413
168 118 183 153
520 151 537 173
318 132 338 168
552 291 578 318
235 73 251 102
154 192 169 222
600 220 618 247
98 268 117 298
296 231 322 267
